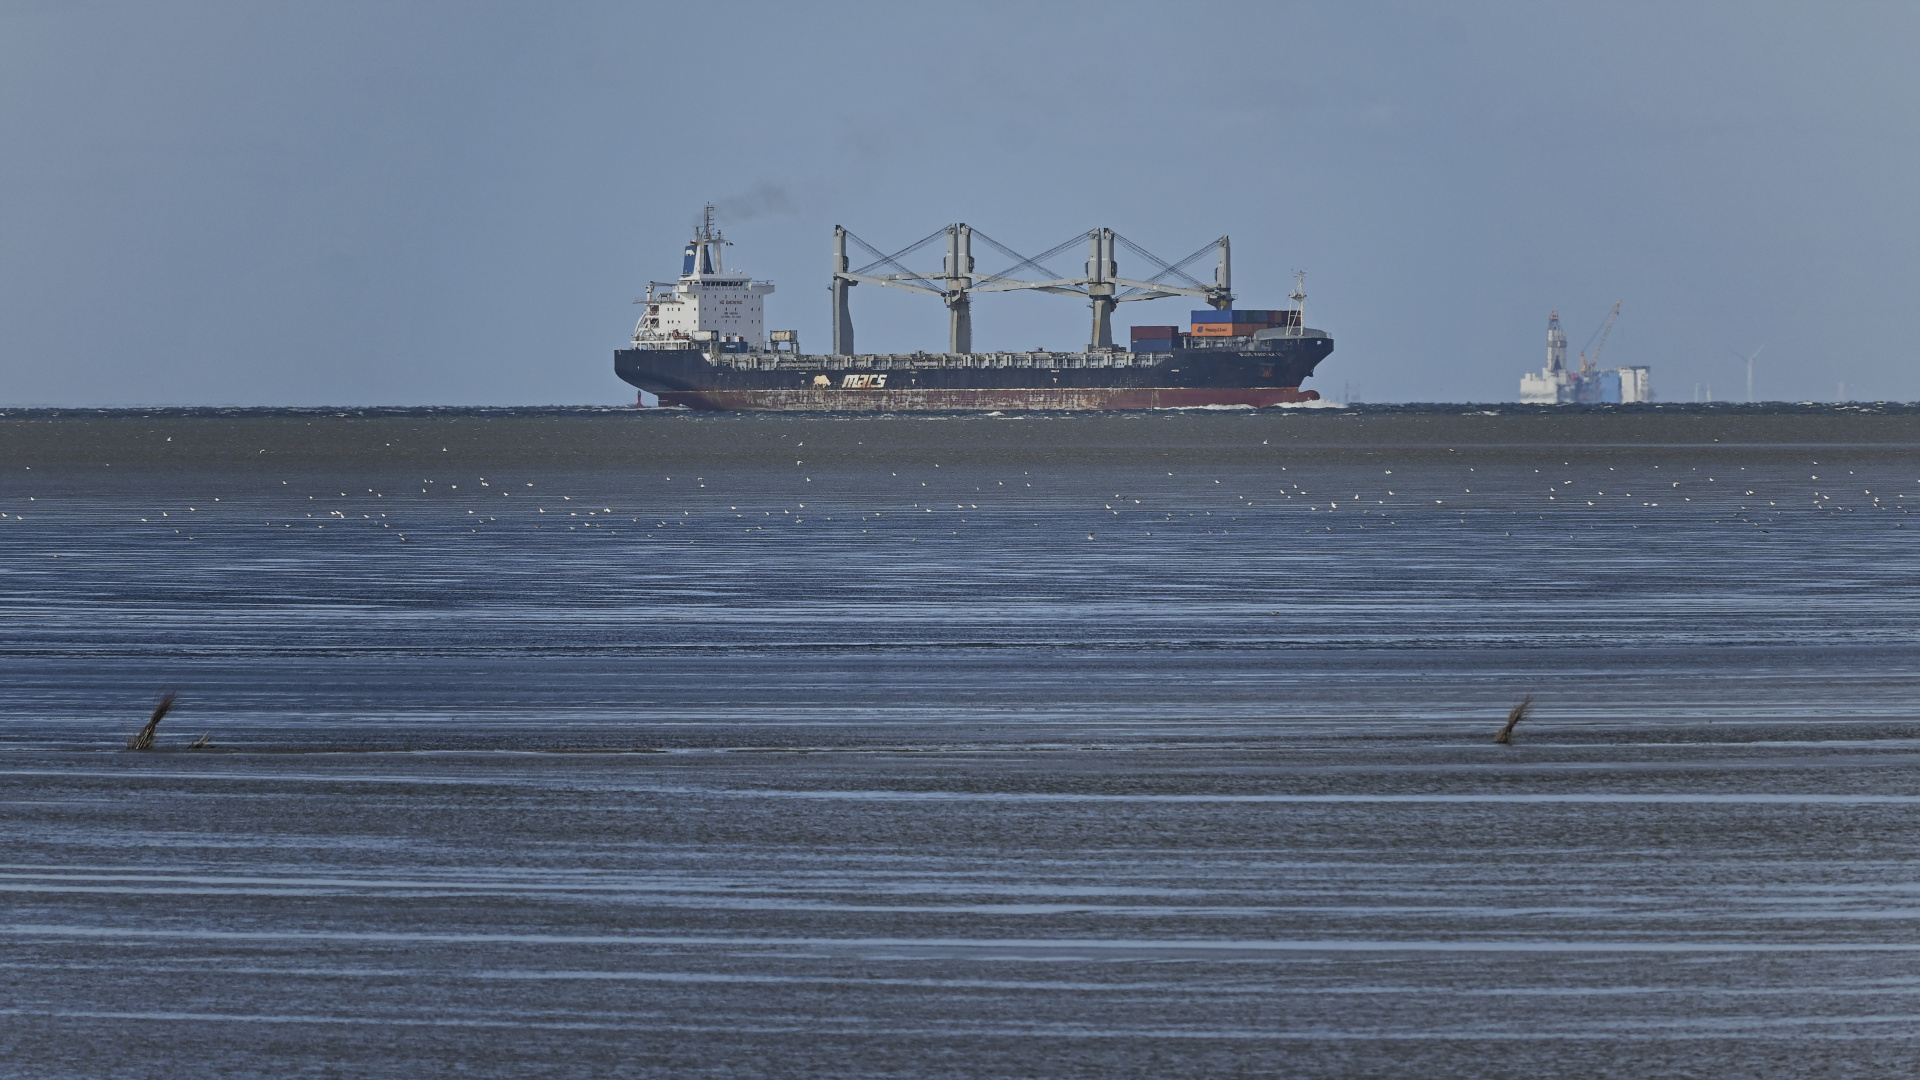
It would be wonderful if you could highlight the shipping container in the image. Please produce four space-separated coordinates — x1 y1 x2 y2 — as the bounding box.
1130 325 1178 339
1191 309 1292 324
1190 323 1270 337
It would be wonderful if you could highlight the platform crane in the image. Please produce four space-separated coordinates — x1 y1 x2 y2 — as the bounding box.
1578 301 1622 374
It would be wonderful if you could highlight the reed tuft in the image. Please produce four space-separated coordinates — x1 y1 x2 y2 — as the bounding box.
1493 694 1534 745
126 691 177 751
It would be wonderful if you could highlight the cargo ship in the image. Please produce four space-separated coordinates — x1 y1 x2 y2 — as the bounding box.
614 210 1334 410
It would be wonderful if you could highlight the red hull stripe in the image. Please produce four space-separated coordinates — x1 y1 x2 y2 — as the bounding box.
649 387 1320 411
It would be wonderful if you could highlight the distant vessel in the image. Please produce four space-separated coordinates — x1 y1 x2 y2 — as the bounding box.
1521 305 1651 404
614 208 1334 410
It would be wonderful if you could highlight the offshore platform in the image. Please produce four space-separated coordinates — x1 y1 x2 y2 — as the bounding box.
1520 304 1651 404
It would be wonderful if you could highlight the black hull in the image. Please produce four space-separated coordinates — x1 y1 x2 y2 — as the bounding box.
613 337 1334 411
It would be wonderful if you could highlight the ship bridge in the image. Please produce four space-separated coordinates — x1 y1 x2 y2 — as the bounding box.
632 205 775 349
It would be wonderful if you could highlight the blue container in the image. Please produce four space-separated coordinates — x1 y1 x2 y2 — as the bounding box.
1598 370 1623 403
1196 309 1291 324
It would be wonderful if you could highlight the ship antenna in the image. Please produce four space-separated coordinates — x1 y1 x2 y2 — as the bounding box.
689 202 733 274
1289 271 1307 332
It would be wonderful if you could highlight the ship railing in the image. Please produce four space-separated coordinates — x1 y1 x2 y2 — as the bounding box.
1249 326 1329 341
712 351 1161 371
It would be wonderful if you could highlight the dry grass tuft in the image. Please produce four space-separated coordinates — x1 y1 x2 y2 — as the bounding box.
1493 695 1534 745
126 691 177 751
187 731 213 749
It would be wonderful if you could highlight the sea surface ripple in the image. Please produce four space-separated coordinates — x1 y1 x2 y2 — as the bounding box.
3 406 1919 1077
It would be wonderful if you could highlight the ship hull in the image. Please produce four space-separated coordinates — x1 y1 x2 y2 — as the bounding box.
615 337 1333 412
656 387 1318 410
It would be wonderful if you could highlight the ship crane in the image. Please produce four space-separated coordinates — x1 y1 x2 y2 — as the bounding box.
1578 301 1622 374
832 224 977 354
832 225 1234 354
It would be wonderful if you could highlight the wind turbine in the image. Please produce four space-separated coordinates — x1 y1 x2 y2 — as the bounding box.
1727 345 1765 403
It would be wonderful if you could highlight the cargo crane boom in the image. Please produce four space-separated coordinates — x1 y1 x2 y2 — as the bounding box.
831 225 1233 354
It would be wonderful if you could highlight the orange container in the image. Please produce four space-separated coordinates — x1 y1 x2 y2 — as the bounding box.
1190 322 1267 337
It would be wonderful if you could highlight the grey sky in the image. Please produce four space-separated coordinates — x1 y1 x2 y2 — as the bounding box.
3 1 1915 405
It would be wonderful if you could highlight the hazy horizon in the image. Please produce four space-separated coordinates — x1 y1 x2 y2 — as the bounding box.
4 1 1916 406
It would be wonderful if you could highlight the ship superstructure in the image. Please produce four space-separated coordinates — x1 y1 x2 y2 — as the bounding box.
631 207 778 352
615 209 1334 410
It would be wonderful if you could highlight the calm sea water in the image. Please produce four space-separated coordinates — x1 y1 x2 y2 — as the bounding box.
5 405 1920 1077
